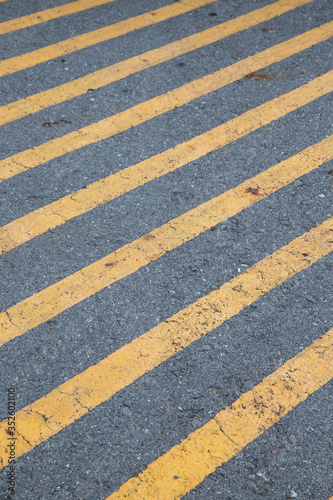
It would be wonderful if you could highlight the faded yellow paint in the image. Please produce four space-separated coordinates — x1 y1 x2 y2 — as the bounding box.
0 221 331 469
0 0 118 35
0 0 216 76
1 132 332 253
0 57 332 182
0 1 325 127
108 329 333 499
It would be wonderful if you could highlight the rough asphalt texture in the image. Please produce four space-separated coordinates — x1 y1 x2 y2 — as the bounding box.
0 0 332 498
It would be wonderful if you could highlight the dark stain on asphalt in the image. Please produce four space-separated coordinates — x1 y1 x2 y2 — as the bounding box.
105 262 116 267
244 71 275 81
42 119 71 127
47 320 57 326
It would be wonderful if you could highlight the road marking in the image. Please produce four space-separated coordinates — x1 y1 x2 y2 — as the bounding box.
0 219 331 469
1 127 332 255
107 328 333 499
0 0 216 77
0 0 120 35
1 44 332 183
0 74 332 341
0 74 332 345
0 0 321 127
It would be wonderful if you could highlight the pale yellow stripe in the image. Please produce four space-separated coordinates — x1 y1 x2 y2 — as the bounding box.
0 219 331 469
0 0 322 127
0 0 216 76
108 328 333 499
1 42 332 183
0 86 331 342
0 0 118 35
0 123 331 256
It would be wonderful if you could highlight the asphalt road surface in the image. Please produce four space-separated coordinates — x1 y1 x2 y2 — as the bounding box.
0 0 332 498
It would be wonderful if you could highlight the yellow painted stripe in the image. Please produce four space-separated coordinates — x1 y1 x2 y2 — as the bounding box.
108 328 333 499
0 70 332 254
0 0 321 127
1 40 332 183
0 71 332 338
0 220 331 469
1 126 332 256
0 0 216 77
0 79 331 343
0 0 119 36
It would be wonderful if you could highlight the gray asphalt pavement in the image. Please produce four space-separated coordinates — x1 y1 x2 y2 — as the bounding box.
0 0 332 498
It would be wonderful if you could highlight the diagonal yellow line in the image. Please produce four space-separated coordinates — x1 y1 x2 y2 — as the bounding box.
0 0 216 76
1 30 332 184
107 328 333 499
0 120 332 256
0 0 119 36
0 0 321 127
0 72 332 344
0 219 331 470
0 74 332 345
0 115 331 340
0 67 332 256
